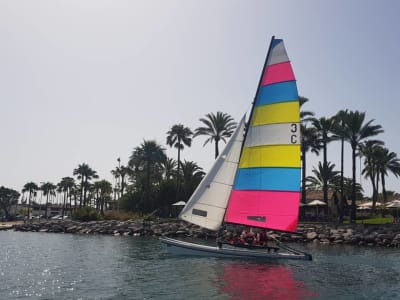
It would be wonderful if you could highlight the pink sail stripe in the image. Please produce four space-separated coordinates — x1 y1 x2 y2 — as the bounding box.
225 190 300 232
261 62 295 86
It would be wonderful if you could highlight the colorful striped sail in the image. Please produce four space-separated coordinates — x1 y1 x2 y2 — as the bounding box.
224 37 301 232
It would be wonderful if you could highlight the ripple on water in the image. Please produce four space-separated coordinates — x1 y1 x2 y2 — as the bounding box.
1 231 400 299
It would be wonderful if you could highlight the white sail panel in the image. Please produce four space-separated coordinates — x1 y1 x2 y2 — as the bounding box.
245 123 300 147
179 117 246 230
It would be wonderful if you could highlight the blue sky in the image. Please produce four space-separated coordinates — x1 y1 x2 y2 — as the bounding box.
1 0 400 197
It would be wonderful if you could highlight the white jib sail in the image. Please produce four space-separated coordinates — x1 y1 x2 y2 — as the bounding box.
179 116 246 230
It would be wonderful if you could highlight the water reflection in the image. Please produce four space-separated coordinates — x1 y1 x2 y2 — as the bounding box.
218 262 317 299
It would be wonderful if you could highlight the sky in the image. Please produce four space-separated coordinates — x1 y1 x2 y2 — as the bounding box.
1 0 400 197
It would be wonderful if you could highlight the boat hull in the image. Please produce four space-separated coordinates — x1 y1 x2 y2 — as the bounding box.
160 237 312 261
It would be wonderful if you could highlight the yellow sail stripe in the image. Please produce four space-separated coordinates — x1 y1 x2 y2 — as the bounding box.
239 145 300 168
251 101 300 126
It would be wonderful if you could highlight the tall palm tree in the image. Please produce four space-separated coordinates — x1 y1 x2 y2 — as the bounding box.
57 177 75 217
22 182 38 219
376 147 400 204
129 140 167 212
300 96 319 204
111 165 129 199
341 111 383 222
93 180 113 215
299 96 315 123
194 112 237 159
73 163 98 207
360 141 384 210
166 124 193 200
331 109 349 222
312 116 336 204
40 182 56 218
301 126 320 204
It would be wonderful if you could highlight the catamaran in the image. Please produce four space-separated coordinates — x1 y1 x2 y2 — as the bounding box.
160 37 312 260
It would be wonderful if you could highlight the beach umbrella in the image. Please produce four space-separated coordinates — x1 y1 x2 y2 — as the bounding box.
307 200 327 206
358 201 382 208
357 206 371 210
386 200 400 208
307 200 326 217
386 200 400 223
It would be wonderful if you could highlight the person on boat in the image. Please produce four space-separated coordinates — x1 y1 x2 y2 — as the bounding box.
255 228 268 247
240 226 255 245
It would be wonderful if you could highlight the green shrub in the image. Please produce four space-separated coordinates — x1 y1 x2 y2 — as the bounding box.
72 207 101 221
103 210 142 221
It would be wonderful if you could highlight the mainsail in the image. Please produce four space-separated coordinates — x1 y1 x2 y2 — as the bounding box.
224 37 301 232
179 117 246 230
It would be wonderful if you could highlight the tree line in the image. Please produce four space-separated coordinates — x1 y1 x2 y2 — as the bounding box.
0 112 236 220
2 100 400 223
301 97 400 223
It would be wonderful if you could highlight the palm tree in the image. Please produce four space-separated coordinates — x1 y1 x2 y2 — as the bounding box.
194 111 237 159
128 140 167 212
331 109 349 222
360 141 384 211
376 147 400 204
0 187 20 219
299 96 315 123
161 157 177 181
341 111 383 222
179 160 205 200
22 182 38 219
306 161 340 191
111 165 129 199
93 180 113 215
73 163 98 207
312 116 336 204
301 126 320 204
40 182 56 218
166 124 193 200
57 177 75 218
300 96 319 204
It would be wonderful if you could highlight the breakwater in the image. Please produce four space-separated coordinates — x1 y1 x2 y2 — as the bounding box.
9 220 400 247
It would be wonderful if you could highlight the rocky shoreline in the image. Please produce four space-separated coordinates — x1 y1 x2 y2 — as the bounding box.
6 219 400 247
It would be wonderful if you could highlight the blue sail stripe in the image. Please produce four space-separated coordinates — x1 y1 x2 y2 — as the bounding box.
234 167 301 192
256 81 298 106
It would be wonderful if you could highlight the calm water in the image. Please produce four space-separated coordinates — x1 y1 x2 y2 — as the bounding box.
1 231 399 299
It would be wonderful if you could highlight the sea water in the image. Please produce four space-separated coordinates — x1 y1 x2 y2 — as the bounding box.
1 231 399 299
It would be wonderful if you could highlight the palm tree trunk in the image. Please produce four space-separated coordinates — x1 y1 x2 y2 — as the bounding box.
83 179 88 207
351 146 357 222
80 178 84 208
176 146 181 202
369 174 377 212
339 137 344 223
301 149 307 204
27 191 32 220
373 172 379 212
62 192 66 218
215 138 219 159
381 171 387 203
45 194 49 219
323 142 328 204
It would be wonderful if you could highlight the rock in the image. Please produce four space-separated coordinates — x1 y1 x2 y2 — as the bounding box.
306 232 318 240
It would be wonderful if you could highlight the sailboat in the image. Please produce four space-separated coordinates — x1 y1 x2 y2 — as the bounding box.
160 37 312 260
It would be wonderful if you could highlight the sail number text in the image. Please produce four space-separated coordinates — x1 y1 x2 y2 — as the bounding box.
290 123 298 144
